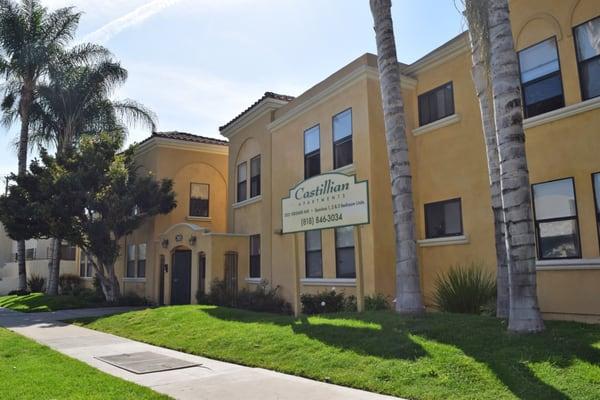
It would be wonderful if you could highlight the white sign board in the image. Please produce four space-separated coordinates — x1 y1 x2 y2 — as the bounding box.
282 173 369 234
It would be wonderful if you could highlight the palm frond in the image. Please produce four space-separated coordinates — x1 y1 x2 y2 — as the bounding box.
112 99 157 132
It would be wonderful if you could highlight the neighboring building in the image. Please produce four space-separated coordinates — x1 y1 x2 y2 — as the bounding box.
74 0 599 323
0 236 77 294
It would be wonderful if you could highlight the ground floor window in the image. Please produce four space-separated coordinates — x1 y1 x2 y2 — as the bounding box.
137 244 146 278
305 230 323 278
79 252 94 278
335 226 355 278
249 235 260 278
126 244 136 277
592 173 600 251
424 198 463 239
532 177 581 259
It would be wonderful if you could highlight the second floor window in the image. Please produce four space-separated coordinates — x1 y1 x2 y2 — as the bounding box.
137 244 146 278
250 156 261 197
425 198 463 239
305 230 323 278
532 178 581 260
518 37 564 118
418 82 454 126
333 108 353 169
304 125 320 178
190 183 209 217
574 16 600 100
237 162 247 203
249 234 260 278
126 244 136 278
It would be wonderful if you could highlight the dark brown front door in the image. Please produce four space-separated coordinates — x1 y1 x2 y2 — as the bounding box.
171 250 192 305
224 252 238 304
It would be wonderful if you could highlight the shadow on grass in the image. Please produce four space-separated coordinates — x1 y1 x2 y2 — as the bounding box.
204 307 600 400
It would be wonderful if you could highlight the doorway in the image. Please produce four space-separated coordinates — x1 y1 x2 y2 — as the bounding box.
224 252 238 305
171 250 192 305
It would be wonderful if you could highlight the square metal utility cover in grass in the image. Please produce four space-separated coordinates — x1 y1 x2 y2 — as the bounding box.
96 351 200 374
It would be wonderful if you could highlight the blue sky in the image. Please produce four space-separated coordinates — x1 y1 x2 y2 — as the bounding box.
0 0 465 177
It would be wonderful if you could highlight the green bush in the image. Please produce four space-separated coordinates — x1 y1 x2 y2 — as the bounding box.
197 279 292 314
116 292 149 307
364 293 391 311
27 274 46 292
433 262 496 314
301 289 357 315
58 273 82 295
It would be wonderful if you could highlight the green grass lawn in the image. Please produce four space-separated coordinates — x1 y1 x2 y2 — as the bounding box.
0 328 168 400
0 292 101 312
75 306 600 400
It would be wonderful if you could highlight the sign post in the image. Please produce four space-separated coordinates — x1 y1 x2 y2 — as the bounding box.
281 173 370 316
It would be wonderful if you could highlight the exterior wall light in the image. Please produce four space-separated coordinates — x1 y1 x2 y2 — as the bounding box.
189 235 197 246
161 239 169 249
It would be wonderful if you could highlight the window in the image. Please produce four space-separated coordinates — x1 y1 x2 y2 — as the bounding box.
574 16 600 100
79 252 93 278
137 244 146 278
518 37 564 118
418 82 454 126
532 178 581 260
126 244 136 278
304 125 321 178
25 248 35 260
61 244 76 261
333 108 353 169
335 226 355 278
190 183 209 217
249 235 260 278
424 198 463 239
305 230 323 278
237 162 247 202
593 173 600 250
250 156 261 197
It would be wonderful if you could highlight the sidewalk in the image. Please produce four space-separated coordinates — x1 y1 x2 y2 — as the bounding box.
0 307 403 400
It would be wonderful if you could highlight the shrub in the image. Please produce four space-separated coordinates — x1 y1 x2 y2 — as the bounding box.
197 279 292 314
8 289 30 296
364 293 391 311
58 273 83 295
301 289 357 315
433 262 496 314
27 274 46 292
116 292 149 307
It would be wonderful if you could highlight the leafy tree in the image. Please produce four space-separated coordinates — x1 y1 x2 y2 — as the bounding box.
0 133 176 301
0 0 81 290
28 47 156 295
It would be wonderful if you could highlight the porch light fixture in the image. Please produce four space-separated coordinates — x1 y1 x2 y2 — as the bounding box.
161 239 169 249
189 235 197 246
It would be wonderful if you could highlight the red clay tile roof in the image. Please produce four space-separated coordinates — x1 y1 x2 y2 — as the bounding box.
138 131 229 147
219 92 295 132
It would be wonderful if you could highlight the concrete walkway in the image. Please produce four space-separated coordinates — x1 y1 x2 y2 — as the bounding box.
0 307 403 400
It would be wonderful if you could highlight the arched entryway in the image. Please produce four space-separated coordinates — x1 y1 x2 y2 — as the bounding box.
171 248 192 305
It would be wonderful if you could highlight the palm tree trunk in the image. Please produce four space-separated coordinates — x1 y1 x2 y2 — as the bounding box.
487 0 544 332
46 238 61 295
465 0 509 318
16 86 33 292
370 0 424 314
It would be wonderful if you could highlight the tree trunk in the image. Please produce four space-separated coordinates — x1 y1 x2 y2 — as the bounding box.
465 0 509 318
370 0 424 314
97 263 121 303
16 85 33 292
487 0 544 332
46 238 61 295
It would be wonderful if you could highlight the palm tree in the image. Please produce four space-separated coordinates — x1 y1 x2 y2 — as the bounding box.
369 0 424 314
0 0 80 291
486 0 544 333
29 47 156 295
464 0 509 318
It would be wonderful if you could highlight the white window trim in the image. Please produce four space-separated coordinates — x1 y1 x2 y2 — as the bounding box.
123 277 146 283
245 277 262 284
536 258 600 271
300 278 356 287
331 163 356 175
412 113 461 136
186 216 212 222
233 195 262 209
418 234 469 247
523 96 600 129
